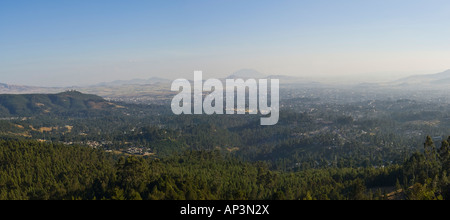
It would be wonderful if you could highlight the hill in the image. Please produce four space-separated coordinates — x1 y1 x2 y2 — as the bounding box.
0 91 122 117
391 69 450 88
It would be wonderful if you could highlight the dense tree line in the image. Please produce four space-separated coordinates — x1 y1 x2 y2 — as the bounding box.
1 138 447 200
0 140 115 200
398 136 450 200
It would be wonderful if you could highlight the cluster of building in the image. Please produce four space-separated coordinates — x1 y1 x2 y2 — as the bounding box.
124 146 153 156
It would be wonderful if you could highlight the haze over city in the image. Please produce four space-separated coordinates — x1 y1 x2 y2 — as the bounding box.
1 0 450 86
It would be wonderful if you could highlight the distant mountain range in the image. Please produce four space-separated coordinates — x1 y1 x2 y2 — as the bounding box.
0 83 66 95
0 83 38 93
226 69 267 79
2 69 450 97
95 77 172 87
0 69 319 94
226 69 320 85
0 77 173 96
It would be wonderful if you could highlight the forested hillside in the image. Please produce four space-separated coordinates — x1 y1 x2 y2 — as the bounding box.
0 91 121 117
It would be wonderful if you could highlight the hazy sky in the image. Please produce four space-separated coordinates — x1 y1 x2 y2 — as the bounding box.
1 0 450 86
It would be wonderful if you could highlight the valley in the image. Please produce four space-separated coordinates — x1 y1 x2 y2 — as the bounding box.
2 70 450 200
